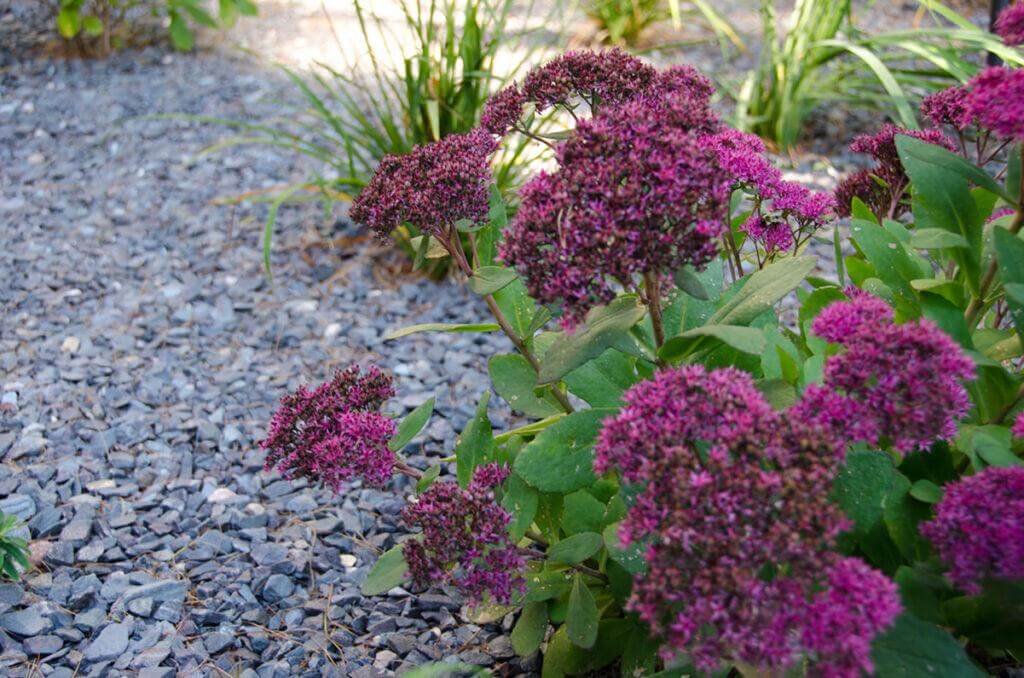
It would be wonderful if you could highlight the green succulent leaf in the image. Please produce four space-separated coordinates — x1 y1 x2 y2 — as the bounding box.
710 256 816 327
389 397 435 452
361 544 408 596
489 354 562 418
538 297 647 385
566 574 599 649
547 532 603 565
469 266 518 295
513 409 612 494
511 601 548 656
871 612 985 677
385 322 500 340
456 392 494 486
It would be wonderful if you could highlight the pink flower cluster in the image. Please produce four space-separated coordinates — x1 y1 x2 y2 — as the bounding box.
1013 412 1024 438
921 86 972 129
835 124 955 220
921 466 1024 594
996 2 1024 46
499 55 834 324
595 366 900 676
349 129 498 239
794 290 975 453
706 129 836 256
401 464 524 604
261 366 398 489
500 86 731 326
963 67 1024 143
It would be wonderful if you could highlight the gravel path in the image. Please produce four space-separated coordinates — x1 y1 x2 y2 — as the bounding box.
0 19 524 678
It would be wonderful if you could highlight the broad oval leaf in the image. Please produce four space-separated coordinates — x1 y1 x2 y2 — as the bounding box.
489 354 562 418
908 228 970 250
871 612 986 677
388 397 435 452
710 256 816 327
538 297 646 385
361 544 408 595
511 601 548 657
659 325 766 363
546 532 603 565
469 266 518 295
513 409 612 494
602 522 647 575
456 392 494 486
566 575 599 649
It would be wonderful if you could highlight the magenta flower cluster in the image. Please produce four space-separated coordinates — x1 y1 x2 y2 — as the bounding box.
963 67 1024 143
921 466 1024 594
497 53 834 324
834 124 954 220
995 1 1024 46
921 85 972 129
401 464 524 604
706 129 836 254
261 365 398 489
794 290 974 453
349 129 498 240
595 365 900 676
499 82 731 326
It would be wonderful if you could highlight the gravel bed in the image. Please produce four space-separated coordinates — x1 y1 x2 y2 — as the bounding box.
0 1 995 676
0 22 525 678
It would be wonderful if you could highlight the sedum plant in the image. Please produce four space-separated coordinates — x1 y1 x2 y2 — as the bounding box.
262 19 1024 675
52 0 256 54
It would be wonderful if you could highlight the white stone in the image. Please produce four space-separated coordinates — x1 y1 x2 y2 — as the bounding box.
206 487 240 504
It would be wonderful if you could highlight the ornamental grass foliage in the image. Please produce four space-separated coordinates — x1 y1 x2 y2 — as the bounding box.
263 36 1024 676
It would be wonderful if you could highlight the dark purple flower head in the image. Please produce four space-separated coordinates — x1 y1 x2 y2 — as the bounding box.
995 2 1024 46
837 124 955 220
834 169 887 218
849 124 955 168
1013 412 1024 438
966 67 1024 142
795 292 975 453
519 48 658 114
501 95 729 326
262 366 398 489
921 466 1024 594
652 64 716 103
595 366 896 674
349 129 498 239
921 85 973 129
480 84 528 136
401 464 524 604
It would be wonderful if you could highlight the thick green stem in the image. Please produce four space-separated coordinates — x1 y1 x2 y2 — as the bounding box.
964 148 1024 328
